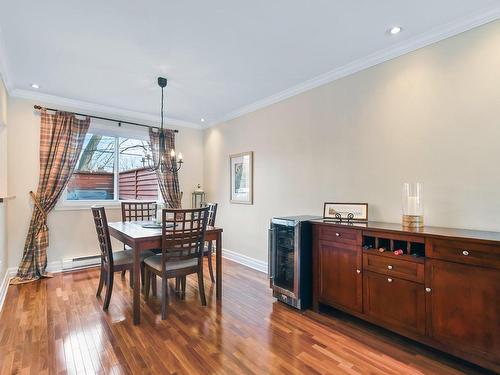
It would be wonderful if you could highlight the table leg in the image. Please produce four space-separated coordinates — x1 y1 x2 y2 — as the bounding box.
216 231 222 300
133 243 141 325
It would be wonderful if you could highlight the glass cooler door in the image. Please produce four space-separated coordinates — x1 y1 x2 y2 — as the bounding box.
269 221 297 295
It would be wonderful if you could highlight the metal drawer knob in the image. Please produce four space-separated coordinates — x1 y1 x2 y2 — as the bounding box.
425 287 431 293
387 265 393 270
387 278 393 283
462 250 469 256
335 232 341 237
356 269 361 274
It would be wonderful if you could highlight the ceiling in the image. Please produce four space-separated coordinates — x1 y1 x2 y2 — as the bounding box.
0 1 499 128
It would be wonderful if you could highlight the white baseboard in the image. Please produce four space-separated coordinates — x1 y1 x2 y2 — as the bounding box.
62 255 101 271
6 262 62 277
7 267 17 277
48 259 100 273
222 248 268 274
14 259 99 274
0 268 11 313
46 261 63 273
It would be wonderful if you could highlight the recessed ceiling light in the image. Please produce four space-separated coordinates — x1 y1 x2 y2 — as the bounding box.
200 118 205 122
31 83 39 89
389 26 402 35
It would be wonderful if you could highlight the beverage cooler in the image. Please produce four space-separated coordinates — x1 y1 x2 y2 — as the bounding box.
268 215 319 310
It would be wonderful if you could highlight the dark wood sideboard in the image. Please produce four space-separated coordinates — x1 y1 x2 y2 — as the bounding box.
311 220 500 372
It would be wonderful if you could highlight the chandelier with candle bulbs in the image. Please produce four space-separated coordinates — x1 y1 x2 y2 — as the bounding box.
145 77 183 173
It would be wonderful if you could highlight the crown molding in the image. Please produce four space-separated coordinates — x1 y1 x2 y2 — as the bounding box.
10 88 202 129
206 5 500 128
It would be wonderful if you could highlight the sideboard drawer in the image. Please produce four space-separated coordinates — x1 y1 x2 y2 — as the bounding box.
427 238 500 269
318 225 361 245
363 253 424 283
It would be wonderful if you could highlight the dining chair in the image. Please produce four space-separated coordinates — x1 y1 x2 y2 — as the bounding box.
172 203 217 292
92 206 155 310
121 201 157 223
203 202 218 283
144 207 210 319
120 201 160 282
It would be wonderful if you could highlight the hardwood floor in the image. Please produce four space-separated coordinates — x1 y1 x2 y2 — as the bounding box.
0 259 492 375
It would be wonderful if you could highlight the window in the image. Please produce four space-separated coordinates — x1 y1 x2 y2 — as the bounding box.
67 134 116 200
65 124 158 203
117 137 158 200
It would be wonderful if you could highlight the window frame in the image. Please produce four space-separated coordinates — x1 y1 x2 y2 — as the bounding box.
56 120 158 211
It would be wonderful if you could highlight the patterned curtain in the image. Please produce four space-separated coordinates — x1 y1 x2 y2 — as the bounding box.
11 110 90 284
149 128 182 208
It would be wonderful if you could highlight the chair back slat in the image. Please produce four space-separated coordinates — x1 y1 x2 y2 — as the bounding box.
203 202 218 227
161 207 210 265
91 206 113 267
121 201 157 222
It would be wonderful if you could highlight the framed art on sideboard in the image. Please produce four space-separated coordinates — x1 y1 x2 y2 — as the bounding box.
323 202 368 221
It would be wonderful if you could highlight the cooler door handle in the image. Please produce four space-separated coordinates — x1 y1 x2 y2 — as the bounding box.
268 228 276 279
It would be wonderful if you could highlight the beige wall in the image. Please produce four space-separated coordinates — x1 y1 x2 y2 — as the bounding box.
204 20 500 264
0 76 8 284
6 97 204 269
0 76 7 195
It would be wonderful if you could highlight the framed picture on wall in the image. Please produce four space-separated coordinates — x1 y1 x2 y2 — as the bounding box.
230 151 253 204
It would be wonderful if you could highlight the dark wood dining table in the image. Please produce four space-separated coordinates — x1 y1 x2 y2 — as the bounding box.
108 221 223 324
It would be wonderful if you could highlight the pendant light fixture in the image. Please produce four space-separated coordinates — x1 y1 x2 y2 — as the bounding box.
146 77 183 173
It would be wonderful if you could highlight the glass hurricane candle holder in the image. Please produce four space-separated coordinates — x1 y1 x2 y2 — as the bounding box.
156 202 164 225
402 182 424 228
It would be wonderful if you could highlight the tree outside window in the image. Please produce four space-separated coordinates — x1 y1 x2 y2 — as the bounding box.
66 134 158 201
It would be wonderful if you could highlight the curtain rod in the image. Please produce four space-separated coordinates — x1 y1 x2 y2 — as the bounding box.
33 105 179 133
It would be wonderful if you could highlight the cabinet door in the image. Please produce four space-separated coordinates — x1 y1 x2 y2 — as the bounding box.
426 260 500 363
363 271 425 335
318 240 362 312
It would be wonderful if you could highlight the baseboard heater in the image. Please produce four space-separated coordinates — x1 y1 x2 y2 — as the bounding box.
62 254 101 271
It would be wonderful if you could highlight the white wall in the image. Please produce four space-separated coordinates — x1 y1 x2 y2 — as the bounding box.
0 75 9 292
6 97 204 270
204 20 500 264
0 77 7 194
